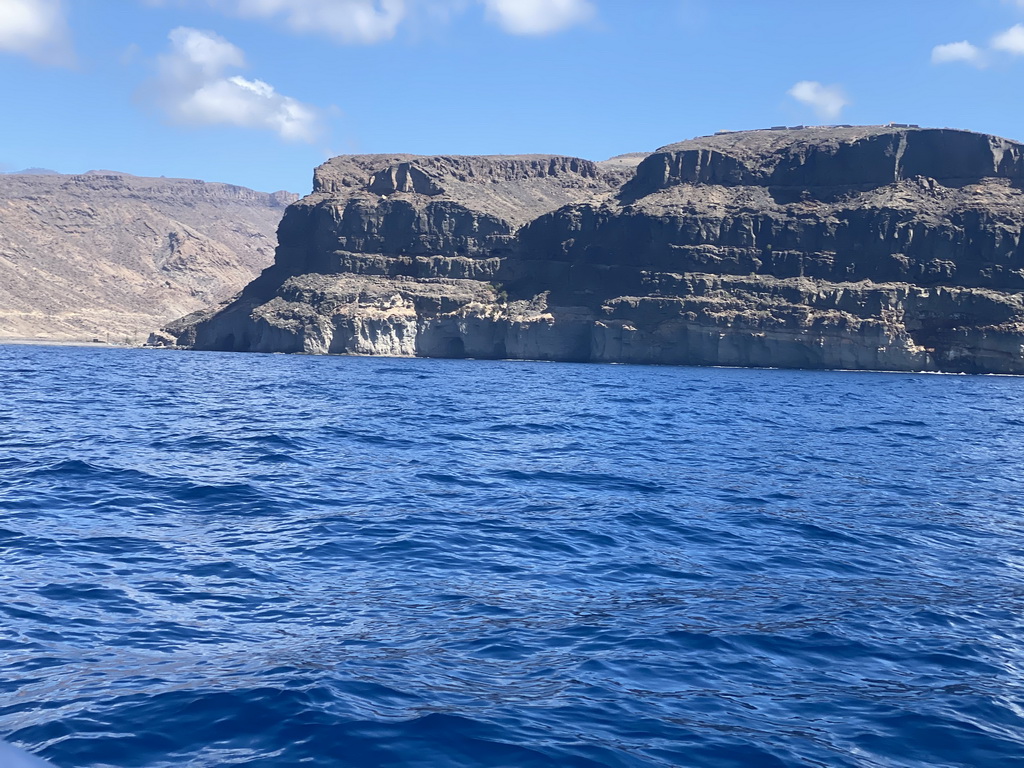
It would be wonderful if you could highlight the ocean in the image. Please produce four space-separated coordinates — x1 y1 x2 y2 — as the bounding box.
2 344 1023 767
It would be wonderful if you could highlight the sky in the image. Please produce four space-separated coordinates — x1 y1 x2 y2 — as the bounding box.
1 0 1023 194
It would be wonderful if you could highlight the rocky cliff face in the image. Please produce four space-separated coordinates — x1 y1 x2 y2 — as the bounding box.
0 172 296 341
161 126 1024 374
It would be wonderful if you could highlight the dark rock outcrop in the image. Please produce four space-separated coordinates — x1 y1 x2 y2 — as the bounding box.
160 126 1024 374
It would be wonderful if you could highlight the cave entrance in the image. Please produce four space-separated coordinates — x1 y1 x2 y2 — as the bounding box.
444 337 466 358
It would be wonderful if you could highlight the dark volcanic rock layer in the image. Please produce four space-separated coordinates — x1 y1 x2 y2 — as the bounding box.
162 126 1024 374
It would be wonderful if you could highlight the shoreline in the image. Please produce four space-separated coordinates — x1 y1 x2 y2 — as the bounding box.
0 337 131 349
91 344 1024 378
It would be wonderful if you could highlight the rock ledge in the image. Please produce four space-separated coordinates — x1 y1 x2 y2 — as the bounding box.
159 126 1024 374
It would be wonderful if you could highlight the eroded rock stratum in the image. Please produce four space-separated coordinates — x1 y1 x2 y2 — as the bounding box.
159 126 1024 373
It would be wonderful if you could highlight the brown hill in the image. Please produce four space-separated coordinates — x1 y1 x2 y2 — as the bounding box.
0 172 296 341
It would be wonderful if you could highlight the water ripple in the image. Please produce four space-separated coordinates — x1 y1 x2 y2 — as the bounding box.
2 346 1024 767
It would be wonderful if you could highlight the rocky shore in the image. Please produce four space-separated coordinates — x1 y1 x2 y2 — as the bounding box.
156 126 1024 374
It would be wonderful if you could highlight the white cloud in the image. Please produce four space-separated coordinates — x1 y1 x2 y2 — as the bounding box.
165 25 245 76
482 0 593 35
151 27 322 142
218 0 407 43
930 23 1024 69
0 0 73 65
787 81 849 121
158 0 595 41
992 23 1024 55
931 40 986 67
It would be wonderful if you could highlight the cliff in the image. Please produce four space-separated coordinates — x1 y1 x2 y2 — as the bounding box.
0 172 296 341
159 126 1024 374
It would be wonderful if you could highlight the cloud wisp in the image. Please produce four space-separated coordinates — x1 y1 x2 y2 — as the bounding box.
992 23 1024 55
0 0 73 65
225 0 407 44
787 81 849 121
149 27 322 142
143 0 596 42
931 40 986 67
482 0 594 35
932 22 1024 68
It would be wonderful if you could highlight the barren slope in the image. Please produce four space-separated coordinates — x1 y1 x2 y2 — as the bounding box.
0 172 296 341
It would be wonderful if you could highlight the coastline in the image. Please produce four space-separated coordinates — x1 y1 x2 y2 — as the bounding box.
0 337 129 349
104 343 1024 377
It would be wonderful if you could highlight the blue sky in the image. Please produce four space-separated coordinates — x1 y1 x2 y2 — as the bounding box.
1 0 1023 193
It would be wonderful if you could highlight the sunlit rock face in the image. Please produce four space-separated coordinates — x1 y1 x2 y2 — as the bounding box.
159 126 1024 374
0 172 295 341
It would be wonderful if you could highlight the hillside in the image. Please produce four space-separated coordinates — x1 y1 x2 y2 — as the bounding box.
0 172 296 341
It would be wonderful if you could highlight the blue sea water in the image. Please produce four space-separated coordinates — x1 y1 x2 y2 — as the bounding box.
2 345 1024 768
